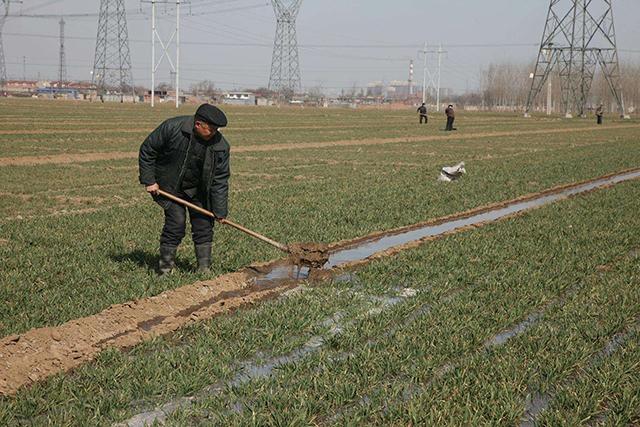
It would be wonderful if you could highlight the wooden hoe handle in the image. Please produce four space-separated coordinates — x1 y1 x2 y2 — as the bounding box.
156 189 289 253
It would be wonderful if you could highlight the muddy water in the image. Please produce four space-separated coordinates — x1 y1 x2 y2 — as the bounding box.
256 170 640 285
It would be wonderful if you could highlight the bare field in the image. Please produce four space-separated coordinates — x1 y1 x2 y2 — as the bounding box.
0 98 639 425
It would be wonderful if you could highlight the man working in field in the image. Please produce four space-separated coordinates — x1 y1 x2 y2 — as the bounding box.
596 104 604 125
139 104 230 275
417 102 428 124
445 104 456 131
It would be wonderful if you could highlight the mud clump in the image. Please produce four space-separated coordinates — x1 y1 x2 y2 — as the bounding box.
288 243 330 268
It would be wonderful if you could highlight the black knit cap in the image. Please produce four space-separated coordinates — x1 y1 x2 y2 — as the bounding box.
195 103 228 127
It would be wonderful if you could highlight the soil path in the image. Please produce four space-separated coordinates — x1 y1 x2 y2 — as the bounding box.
1 124 638 166
1 169 638 396
0 151 138 166
0 271 297 396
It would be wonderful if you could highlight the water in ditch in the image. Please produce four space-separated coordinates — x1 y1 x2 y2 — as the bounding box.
256 170 640 286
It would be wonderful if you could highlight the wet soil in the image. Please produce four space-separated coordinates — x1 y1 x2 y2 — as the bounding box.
287 242 330 268
0 271 297 396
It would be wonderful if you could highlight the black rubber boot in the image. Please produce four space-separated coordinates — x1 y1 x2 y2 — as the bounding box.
158 245 177 276
195 243 212 273
196 243 211 273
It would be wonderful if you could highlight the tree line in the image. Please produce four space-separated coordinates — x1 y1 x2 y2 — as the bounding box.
452 61 640 114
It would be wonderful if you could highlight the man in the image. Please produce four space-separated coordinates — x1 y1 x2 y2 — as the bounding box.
417 102 428 124
596 104 604 125
445 104 456 131
139 104 231 275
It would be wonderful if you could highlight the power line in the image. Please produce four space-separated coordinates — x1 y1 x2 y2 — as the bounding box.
6 8 145 20
17 0 64 15
0 30 547 50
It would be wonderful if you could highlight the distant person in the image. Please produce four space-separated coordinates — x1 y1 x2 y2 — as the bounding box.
445 104 456 131
139 104 231 276
596 104 604 125
417 103 428 124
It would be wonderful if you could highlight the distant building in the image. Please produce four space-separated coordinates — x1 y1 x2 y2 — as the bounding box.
1 80 98 99
36 87 79 99
256 97 275 106
222 91 256 105
1 80 40 96
144 90 168 103
365 80 415 100
389 80 410 98
366 81 385 97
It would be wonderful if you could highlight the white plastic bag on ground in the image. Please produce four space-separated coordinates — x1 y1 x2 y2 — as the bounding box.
439 161 466 182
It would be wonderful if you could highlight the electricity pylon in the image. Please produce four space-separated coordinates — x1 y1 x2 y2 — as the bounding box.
525 0 628 118
58 17 67 86
268 0 302 95
92 0 134 96
0 0 12 89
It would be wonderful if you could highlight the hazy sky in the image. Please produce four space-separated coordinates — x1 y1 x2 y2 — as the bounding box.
3 0 640 94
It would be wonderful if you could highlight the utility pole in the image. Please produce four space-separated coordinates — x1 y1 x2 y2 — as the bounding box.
21 55 24 80
176 0 180 108
420 42 427 104
525 0 628 118
436 44 444 112
151 0 155 106
546 74 552 115
540 45 554 115
409 60 414 96
146 0 182 108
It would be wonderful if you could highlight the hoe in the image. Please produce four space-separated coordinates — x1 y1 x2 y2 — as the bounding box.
157 189 329 268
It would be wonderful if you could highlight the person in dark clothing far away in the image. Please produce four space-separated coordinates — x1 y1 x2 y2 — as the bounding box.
596 104 604 125
139 104 231 275
445 104 456 131
417 103 428 124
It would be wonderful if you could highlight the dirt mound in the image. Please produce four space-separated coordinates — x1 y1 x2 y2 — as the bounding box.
288 242 330 268
0 271 297 397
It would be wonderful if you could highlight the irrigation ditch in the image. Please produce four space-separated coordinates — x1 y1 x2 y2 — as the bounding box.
0 168 639 399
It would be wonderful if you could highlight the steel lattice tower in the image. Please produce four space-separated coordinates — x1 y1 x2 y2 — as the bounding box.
0 0 10 89
268 0 302 94
58 17 67 86
525 0 627 118
92 0 134 95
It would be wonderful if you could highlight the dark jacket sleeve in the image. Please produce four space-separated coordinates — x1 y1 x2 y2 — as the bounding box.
138 121 169 185
210 149 230 218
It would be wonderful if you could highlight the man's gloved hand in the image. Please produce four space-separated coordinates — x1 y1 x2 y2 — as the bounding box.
145 183 160 195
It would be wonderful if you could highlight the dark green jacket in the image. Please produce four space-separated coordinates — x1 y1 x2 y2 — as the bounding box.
139 115 230 218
